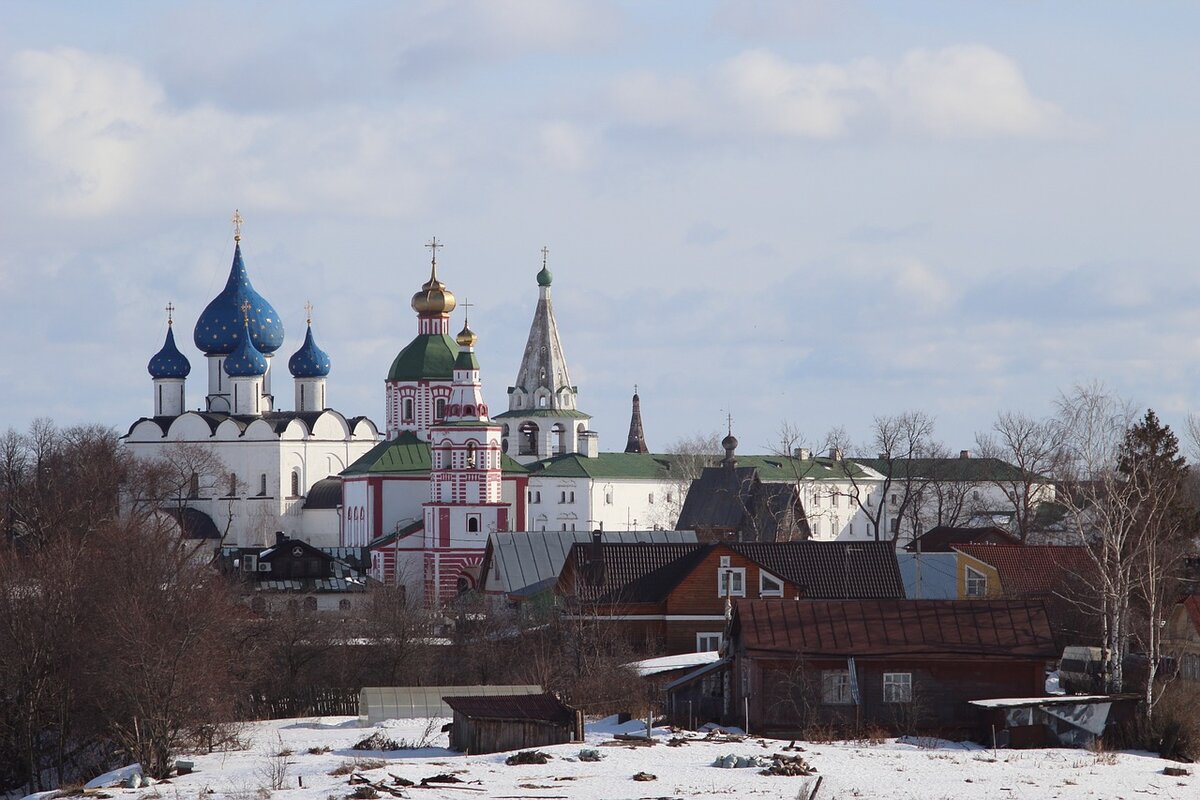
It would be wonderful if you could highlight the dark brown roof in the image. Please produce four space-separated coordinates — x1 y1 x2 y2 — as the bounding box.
956 544 1096 596
906 525 1020 552
561 541 904 604
443 693 576 724
564 542 710 604
675 465 805 542
731 599 1057 660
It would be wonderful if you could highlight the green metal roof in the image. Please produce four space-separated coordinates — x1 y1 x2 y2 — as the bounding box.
343 431 528 475
454 350 480 370
493 408 592 420
387 333 458 382
853 457 1035 482
526 452 874 481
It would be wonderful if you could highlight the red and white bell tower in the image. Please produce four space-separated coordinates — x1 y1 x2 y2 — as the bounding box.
422 319 508 605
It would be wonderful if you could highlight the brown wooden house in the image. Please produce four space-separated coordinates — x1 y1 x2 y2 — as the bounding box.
718 598 1057 737
556 538 904 655
443 693 582 755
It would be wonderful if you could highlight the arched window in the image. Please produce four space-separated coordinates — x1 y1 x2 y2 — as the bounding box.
435 398 446 420
551 423 567 455
338 598 351 611
467 516 480 533
228 472 237 497
290 470 301 497
403 397 414 422
467 442 478 468
189 472 200 498
519 422 540 456
259 473 268 496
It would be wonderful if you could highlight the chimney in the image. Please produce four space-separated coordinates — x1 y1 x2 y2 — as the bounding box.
275 531 286 545
579 430 599 459
587 529 605 585
960 450 972 459
795 447 811 460
829 448 843 461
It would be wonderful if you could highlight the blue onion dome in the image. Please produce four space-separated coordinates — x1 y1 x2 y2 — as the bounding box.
193 242 285 356
288 324 331 378
224 320 269 377
147 325 191 379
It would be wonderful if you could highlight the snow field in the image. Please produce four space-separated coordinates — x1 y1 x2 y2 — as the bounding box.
53 716 1192 800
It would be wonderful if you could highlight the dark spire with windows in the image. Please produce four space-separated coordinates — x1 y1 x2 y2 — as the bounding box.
624 386 648 454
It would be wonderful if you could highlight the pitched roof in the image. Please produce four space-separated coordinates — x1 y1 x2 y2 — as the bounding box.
443 692 576 724
526 451 874 481
732 542 905 599
481 529 698 596
343 431 528 475
906 525 1020 552
731 599 1057 659
675 465 806 542
853 457 1039 482
562 541 905 604
955 544 1096 596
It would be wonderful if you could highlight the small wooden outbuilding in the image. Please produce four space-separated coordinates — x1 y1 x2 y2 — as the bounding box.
443 693 583 755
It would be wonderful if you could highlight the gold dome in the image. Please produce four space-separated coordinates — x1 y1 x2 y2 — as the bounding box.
456 321 477 348
411 267 457 316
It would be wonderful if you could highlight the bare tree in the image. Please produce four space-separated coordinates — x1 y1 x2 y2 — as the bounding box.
655 431 723 529
830 411 937 542
975 411 1063 541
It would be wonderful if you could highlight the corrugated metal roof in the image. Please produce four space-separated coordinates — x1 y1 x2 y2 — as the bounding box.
359 685 543 723
731 599 1057 659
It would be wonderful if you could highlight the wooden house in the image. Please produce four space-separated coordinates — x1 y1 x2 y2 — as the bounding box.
717 598 1058 737
443 693 582 754
556 538 904 655
1165 594 1200 683
905 525 1019 552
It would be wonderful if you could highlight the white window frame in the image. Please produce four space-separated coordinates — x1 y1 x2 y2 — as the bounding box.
821 670 852 705
717 567 746 597
696 632 723 652
758 570 784 598
965 566 988 598
883 672 913 703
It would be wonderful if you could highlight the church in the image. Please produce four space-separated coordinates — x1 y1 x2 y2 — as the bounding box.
124 216 1049 607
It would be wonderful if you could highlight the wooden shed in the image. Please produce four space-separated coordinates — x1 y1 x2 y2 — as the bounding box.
443 693 583 755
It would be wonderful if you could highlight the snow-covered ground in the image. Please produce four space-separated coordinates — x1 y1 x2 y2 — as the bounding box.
32 715 1192 800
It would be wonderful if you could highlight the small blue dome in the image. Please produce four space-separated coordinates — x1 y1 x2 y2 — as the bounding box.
193 243 285 356
148 326 191 379
288 325 331 378
224 321 269 377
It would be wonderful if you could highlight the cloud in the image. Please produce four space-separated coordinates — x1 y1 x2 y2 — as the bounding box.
538 121 596 171
610 45 1067 141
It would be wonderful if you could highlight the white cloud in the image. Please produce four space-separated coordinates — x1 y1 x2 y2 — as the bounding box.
538 121 595 171
610 45 1067 140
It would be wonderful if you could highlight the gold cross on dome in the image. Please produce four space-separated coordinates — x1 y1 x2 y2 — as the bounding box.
541 246 549 269
461 297 473 323
232 209 244 242
165 302 175 326
426 236 442 265
240 300 251 326
304 301 314 325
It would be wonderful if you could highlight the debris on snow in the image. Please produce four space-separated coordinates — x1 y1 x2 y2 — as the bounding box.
505 750 551 765
631 771 657 781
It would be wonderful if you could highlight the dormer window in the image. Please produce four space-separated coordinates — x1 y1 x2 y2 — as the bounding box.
759 571 784 598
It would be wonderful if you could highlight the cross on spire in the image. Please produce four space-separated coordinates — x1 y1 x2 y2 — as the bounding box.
634 383 638 396
460 297 473 323
541 245 549 269
726 411 733 436
426 236 442 267
232 209 244 242
240 300 251 327
304 301 314 326
165 302 175 326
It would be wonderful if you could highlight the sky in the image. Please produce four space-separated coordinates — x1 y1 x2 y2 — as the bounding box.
2 1 1199 456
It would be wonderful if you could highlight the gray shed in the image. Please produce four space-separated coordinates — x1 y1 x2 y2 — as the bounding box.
444 693 582 755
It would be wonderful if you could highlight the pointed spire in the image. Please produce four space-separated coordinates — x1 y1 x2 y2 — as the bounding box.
624 386 648 454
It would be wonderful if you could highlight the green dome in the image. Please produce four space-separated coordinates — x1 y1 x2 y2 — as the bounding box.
387 334 459 381
536 265 553 287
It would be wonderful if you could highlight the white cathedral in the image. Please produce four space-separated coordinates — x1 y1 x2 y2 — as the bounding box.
125 219 1047 606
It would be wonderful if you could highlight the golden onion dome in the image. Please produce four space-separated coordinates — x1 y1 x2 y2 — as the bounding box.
411 268 457 316
456 321 477 348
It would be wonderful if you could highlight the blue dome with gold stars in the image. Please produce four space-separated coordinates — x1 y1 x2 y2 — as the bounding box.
147 325 191 379
224 321 269 377
288 324 331 378
193 243 285 356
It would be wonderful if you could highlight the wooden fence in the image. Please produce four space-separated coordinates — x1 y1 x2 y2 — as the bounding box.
242 687 360 719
